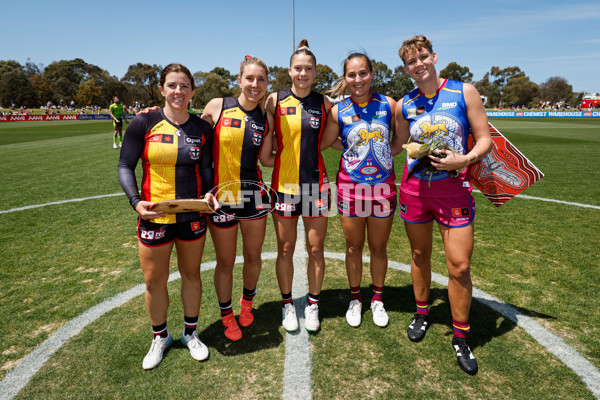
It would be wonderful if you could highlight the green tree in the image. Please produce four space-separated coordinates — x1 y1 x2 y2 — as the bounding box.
370 60 393 96
270 66 292 93
0 60 35 107
30 73 53 106
490 66 524 89
440 62 473 83
539 76 573 104
192 70 235 109
502 75 539 108
74 79 101 106
388 66 414 100
122 63 162 104
313 64 338 94
475 72 501 108
43 58 97 104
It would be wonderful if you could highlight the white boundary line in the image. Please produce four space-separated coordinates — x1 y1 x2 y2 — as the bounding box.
1 193 599 399
0 191 599 215
282 219 312 400
2 252 599 399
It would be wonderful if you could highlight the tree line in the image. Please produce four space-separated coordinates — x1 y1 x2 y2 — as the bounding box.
0 57 583 110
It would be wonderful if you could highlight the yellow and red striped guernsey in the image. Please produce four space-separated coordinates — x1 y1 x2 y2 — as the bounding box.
130 111 212 225
213 97 268 204
273 89 328 195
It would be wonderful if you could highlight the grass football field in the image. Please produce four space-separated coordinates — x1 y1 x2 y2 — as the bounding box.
0 117 599 399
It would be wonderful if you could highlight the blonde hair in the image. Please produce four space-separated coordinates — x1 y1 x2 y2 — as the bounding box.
398 35 434 64
239 55 269 78
290 39 316 67
328 52 373 99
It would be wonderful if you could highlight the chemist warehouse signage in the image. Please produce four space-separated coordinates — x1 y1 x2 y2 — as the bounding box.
0 114 136 122
486 111 600 118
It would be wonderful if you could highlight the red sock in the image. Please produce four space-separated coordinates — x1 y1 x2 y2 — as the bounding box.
350 286 361 302
453 319 470 339
416 299 429 315
371 285 383 303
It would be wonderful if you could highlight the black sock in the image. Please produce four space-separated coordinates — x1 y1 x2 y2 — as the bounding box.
152 322 169 338
184 315 198 336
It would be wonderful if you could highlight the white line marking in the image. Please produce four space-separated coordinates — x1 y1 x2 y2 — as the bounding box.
282 219 312 400
1 254 599 399
0 190 599 215
1 193 599 399
0 193 124 214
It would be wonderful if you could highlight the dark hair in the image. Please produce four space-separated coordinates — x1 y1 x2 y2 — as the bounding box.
329 52 373 98
398 35 434 64
290 39 316 67
160 63 195 89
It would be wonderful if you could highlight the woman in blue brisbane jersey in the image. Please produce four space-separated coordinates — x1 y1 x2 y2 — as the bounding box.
394 35 492 376
321 52 403 330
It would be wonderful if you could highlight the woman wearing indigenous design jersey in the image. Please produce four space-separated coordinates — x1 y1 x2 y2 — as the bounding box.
118 63 218 369
321 52 402 329
265 40 332 333
395 35 492 375
201 56 274 341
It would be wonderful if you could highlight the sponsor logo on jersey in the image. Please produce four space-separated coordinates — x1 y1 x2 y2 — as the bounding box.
417 106 426 115
185 137 203 145
440 102 457 110
222 117 242 128
191 221 201 231
452 208 470 217
140 229 166 240
174 129 182 136
407 108 417 118
250 122 266 134
212 213 236 223
309 116 320 129
399 203 407 214
305 107 322 117
342 114 361 125
161 134 174 143
189 146 200 160
338 201 349 211
274 202 297 212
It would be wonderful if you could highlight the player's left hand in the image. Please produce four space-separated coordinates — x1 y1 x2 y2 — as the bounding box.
204 192 220 213
428 149 468 171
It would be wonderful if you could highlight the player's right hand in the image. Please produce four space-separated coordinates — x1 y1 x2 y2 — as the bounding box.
137 106 161 115
135 201 165 220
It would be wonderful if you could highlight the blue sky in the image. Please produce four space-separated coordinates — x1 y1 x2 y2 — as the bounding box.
3 0 599 93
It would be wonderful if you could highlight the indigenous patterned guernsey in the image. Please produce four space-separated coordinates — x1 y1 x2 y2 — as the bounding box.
336 93 396 199
272 89 328 195
213 97 268 205
118 109 213 224
400 79 472 197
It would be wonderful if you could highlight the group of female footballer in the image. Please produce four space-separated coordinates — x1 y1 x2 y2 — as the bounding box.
118 35 492 375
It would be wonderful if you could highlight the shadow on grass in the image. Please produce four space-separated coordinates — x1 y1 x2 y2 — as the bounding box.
197 300 284 357
317 285 556 351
